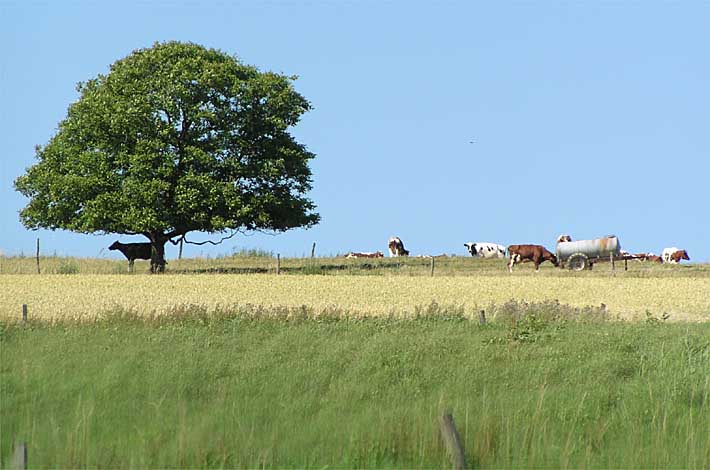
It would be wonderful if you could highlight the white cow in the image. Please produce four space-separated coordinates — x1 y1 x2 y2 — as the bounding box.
464 242 506 259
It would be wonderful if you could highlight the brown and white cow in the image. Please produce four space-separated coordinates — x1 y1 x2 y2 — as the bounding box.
388 237 409 257
662 247 690 264
661 246 690 264
556 234 572 244
507 244 558 273
345 251 384 259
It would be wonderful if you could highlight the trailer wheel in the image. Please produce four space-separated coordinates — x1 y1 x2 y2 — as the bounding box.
567 253 589 271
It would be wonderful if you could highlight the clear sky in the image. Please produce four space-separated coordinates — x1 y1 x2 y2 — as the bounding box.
1 1 708 261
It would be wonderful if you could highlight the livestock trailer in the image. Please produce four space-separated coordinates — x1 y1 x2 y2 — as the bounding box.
556 236 622 271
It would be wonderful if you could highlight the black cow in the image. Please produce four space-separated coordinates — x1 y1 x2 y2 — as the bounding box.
109 241 152 272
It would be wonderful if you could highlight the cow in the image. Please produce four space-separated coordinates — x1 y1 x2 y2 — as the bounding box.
632 252 660 262
556 234 572 244
463 242 506 259
507 244 558 273
345 251 384 258
662 247 690 264
109 241 152 272
388 237 409 257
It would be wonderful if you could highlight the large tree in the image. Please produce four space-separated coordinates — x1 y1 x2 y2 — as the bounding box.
15 41 319 272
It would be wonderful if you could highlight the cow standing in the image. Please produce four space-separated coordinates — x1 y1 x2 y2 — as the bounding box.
388 237 409 257
507 244 558 273
464 242 506 259
662 247 690 264
109 241 153 272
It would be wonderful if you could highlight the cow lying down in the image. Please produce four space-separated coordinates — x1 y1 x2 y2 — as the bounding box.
507 244 558 273
345 251 384 258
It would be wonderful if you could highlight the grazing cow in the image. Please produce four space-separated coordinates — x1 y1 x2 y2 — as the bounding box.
388 237 409 257
662 247 690 264
463 242 506 259
507 244 558 273
345 251 384 259
556 234 572 244
109 241 152 272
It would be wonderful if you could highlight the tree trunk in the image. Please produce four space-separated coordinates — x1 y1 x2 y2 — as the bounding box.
149 236 168 273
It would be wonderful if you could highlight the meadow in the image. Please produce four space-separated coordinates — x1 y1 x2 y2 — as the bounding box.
2 254 709 468
1 255 709 322
2 310 710 468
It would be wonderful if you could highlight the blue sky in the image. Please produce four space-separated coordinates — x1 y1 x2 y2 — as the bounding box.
1 1 708 261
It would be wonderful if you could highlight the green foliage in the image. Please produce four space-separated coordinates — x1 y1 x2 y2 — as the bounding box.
14 41 318 244
2 311 710 468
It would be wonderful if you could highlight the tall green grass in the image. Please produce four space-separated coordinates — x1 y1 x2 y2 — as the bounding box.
2 306 709 468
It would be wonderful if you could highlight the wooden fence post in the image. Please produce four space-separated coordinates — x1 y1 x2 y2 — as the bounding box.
311 242 316 258
479 310 486 324
430 257 435 277
276 254 281 275
178 238 184 260
35 238 40 274
610 253 615 275
13 442 27 470
22 304 28 323
439 413 467 470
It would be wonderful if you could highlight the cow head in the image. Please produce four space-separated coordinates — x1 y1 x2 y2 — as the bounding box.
547 253 559 267
108 241 120 251
463 243 476 256
557 234 572 244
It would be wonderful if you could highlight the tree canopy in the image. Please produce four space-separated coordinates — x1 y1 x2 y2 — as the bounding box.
15 41 319 271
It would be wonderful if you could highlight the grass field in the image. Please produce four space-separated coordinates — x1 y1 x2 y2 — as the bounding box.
2 311 709 468
1 255 709 322
2 254 709 467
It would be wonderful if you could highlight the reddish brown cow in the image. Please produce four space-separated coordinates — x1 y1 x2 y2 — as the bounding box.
507 244 558 273
645 255 663 263
669 250 690 263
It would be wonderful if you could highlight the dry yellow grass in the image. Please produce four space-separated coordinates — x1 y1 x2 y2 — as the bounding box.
2 274 708 322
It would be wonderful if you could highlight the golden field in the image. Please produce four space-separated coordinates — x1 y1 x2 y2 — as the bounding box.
2 273 709 322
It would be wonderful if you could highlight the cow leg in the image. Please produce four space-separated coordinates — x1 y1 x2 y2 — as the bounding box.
128 259 134 273
507 255 518 273
533 256 541 272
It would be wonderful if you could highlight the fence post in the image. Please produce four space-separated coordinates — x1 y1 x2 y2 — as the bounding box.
430 257 435 277
439 413 467 470
479 310 486 324
178 238 184 260
35 238 40 274
22 304 28 323
13 442 27 470
311 242 316 258
610 253 615 275
276 254 281 275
